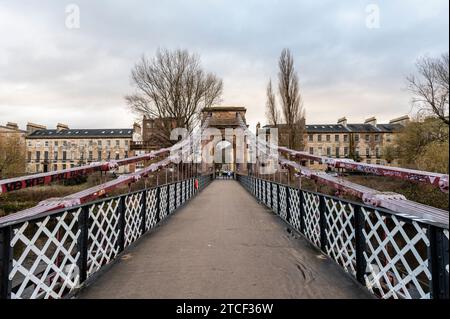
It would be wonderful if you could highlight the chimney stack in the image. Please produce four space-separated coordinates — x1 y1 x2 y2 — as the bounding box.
364 116 377 126
389 115 410 126
56 123 69 132
133 122 142 134
6 122 19 130
26 122 47 134
337 117 347 127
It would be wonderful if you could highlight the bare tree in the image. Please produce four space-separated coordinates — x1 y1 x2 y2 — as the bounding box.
407 53 449 125
125 49 223 144
278 49 305 150
0 134 26 178
265 79 280 126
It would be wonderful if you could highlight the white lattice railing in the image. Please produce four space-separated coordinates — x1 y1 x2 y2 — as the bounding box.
0 175 214 299
237 174 449 300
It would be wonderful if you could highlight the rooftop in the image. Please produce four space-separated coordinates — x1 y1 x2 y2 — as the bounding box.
27 128 134 139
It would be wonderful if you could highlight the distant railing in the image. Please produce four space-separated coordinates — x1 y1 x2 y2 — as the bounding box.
0 174 213 299
237 174 449 299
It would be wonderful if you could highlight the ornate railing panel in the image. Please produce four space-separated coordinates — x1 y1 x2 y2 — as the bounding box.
0 174 213 299
237 174 449 300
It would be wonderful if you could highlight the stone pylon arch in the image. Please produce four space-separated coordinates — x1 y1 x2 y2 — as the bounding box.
200 106 249 174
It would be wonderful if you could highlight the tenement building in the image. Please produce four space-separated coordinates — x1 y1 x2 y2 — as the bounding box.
25 123 141 174
259 115 409 169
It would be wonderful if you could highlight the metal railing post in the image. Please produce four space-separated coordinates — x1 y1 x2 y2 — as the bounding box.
428 226 449 299
286 186 291 223
77 205 89 285
141 190 147 233
0 226 12 299
354 205 367 285
156 186 161 223
117 196 126 252
299 189 305 234
319 195 327 252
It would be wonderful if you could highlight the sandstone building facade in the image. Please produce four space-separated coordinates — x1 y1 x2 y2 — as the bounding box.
259 115 409 169
25 123 140 174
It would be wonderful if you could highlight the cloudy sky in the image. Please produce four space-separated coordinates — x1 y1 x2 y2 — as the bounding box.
0 0 448 131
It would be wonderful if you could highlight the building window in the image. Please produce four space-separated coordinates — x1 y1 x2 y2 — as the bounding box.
62 164 66 170
45 141 49 147
356 148 360 158
80 152 84 161
98 140 102 147
326 135 331 142
44 151 48 160
375 134 380 142
309 147 314 154
318 147 322 156
308 134 313 142
35 164 40 172
354 134 359 142
366 148 370 157
317 135 322 142
125 140 129 146
53 164 57 171
98 150 102 160
63 151 67 161
376 147 380 157
335 135 339 142
335 147 340 157
115 140 120 146
326 147 331 156
54 141 58 146
125 151 128 158
107 151 111 160
63 141 67 147
343 135 348 143
107 140 111 147
89 151 93 161
54 151 58 161
115 152 120 160
27 151 32 162
36 151 41 161
365 134 370 142
344 147 349 156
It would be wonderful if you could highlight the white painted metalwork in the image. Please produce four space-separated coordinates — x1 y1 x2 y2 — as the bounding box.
288 188 301 232
87 199 120 277
362 208 431 299
325 198 356 276
124 193 143 247
145 189 158 231
9 209 81 299
302 192 321 247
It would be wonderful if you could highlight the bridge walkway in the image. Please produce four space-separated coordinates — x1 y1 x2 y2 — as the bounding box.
78 180 372 299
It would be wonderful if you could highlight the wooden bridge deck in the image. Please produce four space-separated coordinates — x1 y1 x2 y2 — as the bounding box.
78 180 372 299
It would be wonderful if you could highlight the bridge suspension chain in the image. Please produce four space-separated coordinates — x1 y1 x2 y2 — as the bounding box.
0 115 212 225
236 114 448 228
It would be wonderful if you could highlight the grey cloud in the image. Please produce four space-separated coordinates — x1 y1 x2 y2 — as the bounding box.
0 0 448 131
